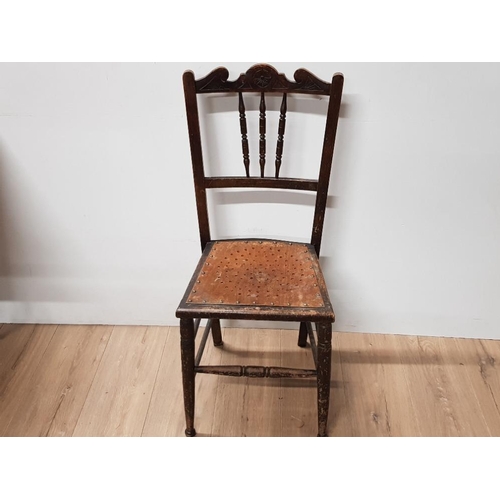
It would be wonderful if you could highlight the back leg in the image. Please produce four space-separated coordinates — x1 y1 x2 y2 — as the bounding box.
211 319 223 347
298 321 308 347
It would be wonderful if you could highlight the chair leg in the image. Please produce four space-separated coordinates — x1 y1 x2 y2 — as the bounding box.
211 319 223 347
316 322 332 437
298 322 308 347
180 318 196 437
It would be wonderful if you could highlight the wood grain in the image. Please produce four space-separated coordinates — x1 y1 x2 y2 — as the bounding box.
332 332 420 436
141 325 222 436
0 323 38 396
211 328 281 437
1 324 500 437
280 329 317 436
73 326 167 436
431 336 491 436
454 337 500 435
397 334 459 436
0 325 111 436
337 332 392 436
329 332 352 436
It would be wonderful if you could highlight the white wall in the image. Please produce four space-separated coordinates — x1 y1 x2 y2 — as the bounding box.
0 63 499 338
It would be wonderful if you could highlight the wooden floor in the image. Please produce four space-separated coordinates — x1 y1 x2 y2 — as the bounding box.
0 323 499 436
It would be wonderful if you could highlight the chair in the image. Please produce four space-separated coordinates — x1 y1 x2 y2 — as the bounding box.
176 64 344 436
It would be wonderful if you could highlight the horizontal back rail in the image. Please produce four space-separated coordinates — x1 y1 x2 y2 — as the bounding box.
203 176 318 192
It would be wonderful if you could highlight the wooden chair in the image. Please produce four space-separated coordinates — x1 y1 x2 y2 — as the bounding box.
176 64 344 436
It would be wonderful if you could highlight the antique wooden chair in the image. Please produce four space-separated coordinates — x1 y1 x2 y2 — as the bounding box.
176 64 344 436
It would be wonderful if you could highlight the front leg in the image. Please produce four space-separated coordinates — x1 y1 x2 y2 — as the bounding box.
316 322 332 437
180 318 196 437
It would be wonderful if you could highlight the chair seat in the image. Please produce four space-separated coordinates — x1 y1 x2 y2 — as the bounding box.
176 239 335 322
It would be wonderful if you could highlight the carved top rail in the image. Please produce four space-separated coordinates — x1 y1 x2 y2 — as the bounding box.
194 64 331 95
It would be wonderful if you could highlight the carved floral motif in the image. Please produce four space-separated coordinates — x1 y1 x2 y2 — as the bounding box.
195 64 330 94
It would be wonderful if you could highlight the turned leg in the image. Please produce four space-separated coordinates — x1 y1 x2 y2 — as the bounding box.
180 318 196 437
298 322 308 347
211 319 223 347
316 322 332 437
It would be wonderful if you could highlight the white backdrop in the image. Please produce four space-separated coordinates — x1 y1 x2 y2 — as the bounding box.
0 62 499 338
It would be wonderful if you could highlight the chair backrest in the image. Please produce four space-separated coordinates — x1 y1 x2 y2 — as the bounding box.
183 63 344 256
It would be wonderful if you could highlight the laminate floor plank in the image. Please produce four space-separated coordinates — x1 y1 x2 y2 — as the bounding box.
73 326 167 437
330 332 352 436
280 328 317 437
336 332 421 436
1 325 111 436
377 332 422 436
0 323 37 397
420 336 490 436
337 332 393 436
1 323 499 437
141 326 181 436
141 324 224 437
397 335 485 437
454 338 500 435
395 335 459 436
195 327 227 437
211 327 281 437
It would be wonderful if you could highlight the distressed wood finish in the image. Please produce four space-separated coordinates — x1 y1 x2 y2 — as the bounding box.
275 93 287 177
177 240 334 322
196 365 317 378
204 176 318 191
298 321 308 347
178 64 344 437
316 322 332 436
211 318 223 347
183 71 211 250
259 92 266 177
195 65 331 95
185 240 326 308
238 92 250 177
311 73 344 255
180 318 196 436
194 319 212 367
308 322 318 368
